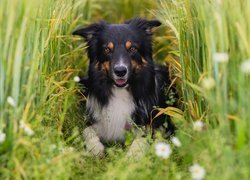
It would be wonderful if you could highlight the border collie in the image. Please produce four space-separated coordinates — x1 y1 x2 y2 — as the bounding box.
73 18 175 155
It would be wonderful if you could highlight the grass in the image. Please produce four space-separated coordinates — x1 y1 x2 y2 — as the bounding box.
1 0 250 179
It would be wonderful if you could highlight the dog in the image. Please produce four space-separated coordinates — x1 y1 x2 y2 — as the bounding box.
73 18 175 155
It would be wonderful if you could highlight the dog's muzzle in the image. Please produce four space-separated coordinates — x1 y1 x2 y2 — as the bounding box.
113 65 128 87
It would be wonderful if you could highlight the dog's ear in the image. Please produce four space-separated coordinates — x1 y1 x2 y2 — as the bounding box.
125 18 161 35
72 22 105 42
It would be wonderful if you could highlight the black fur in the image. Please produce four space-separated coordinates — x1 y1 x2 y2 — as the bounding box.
73 18 175 138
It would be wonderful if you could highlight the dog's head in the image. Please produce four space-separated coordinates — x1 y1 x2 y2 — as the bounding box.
73 18 161 88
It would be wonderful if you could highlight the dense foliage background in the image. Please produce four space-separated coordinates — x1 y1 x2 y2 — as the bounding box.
1 0 250 179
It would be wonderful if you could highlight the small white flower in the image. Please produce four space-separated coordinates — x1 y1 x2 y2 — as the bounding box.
66 147 75 153
155 142 172 159
52 10 56 16
216 0 222 4
201 77 215 90
189 164 206 180
59 146 75 154
240 59 250 75
213 52 229 63
73 76 80 82
171 136 182 147
193 121 204 132
7 96 16 107
0 131 6 144
50 144 57 150
20 120 34 136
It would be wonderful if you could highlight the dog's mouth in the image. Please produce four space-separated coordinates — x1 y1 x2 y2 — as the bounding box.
114 78 128 87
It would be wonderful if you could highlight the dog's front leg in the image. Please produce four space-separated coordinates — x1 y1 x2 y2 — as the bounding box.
83 126 104 156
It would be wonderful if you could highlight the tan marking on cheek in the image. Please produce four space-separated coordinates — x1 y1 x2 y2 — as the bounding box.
95 62 100 69
142 58 148 65
125 41 132 49
101 61 110 73
131 60 142 72
107 42 114 50
131 58 148 73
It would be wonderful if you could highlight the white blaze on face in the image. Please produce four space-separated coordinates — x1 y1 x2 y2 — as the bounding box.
113 56 129 87
87 87 135 141
113 56 128 76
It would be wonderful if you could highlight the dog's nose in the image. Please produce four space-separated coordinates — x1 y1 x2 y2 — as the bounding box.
114 66 127 77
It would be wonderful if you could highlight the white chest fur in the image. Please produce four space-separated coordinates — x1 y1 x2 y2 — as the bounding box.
86 87 135 141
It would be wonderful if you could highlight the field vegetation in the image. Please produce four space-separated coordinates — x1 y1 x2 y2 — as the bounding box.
1 0 250 179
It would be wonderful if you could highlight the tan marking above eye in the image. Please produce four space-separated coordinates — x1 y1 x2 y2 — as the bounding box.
125 41 132 49
107 42 114 50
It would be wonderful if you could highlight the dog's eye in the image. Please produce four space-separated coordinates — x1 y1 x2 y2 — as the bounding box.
104 47 111 55
129 46 137 53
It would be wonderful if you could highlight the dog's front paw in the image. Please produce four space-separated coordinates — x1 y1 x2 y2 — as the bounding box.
85 136 105 156
83 126 104 156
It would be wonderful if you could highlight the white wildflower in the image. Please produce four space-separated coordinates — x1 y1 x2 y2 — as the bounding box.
20 120 34 136
213 52 229 63
66 147 75 152
7 96 16 107
0 131 6 144
50 144 57 150
171 136 182 147
155 142 172 159
216 0 222 5
52 10 56 16
193 121 204 132
189 164 206 180
73 76 80 82
240 59 250 75
201 77 215 90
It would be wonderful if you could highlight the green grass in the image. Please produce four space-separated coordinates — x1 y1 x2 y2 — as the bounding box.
1 0 250 179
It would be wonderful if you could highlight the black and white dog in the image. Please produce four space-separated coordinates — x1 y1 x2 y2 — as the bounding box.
73 18 175 155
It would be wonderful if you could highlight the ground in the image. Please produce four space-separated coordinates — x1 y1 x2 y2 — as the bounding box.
1 0 250 179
